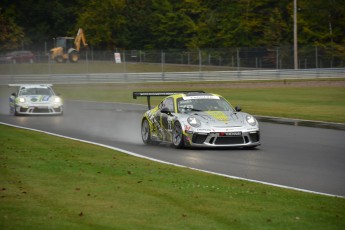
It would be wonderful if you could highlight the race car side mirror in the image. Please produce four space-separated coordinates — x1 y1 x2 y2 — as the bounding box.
161 107 172 115
235 106 242 112
11 93 17 97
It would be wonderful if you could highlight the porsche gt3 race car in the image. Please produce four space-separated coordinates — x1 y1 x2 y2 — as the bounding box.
9 84 63 116
133 91 260 149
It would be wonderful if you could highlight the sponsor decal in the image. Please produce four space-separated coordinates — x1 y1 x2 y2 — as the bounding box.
183 95 219 100
196 128 211 132
225 132 242 136
206 111 228 121
42 96 50 102
219 131 242 136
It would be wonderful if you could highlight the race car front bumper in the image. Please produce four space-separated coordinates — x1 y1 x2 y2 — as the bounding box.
185 130 260 147
14 105 63 115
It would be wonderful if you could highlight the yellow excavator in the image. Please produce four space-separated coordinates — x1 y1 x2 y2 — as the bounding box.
50 28 88 63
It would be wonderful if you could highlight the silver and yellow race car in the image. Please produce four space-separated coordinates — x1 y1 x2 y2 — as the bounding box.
9 84 63 116
133 91 260 149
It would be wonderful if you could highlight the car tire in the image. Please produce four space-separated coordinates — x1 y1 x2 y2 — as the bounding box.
69 51 79 63
172 121 185 149
141 118 152 144
55 56 65 63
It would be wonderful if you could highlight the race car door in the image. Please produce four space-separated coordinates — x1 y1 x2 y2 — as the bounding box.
156 97 174 139
161 97 174 131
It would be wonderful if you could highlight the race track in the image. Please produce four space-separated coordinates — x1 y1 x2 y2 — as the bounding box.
0 89 344 197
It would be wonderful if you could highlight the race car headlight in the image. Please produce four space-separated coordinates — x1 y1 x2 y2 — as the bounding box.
246 115 257 126
54 97 61 103
187 116 201 127
19 97 26 103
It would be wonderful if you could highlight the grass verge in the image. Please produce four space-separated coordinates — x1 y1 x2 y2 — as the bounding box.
53 79 345 123
1 124 344 230
0 62 234 75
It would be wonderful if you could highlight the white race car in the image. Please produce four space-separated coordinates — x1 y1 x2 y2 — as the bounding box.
9 84 63 116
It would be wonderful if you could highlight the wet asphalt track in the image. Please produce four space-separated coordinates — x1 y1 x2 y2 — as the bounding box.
0 92 344 197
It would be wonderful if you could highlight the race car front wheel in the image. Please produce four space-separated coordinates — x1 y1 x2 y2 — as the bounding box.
141 119 152 144
172 121 185 149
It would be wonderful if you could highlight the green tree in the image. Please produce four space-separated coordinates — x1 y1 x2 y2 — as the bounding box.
123 0 154 49
1 0 81 50
294 0 345 64
148 0 191 49
197 0 240 48
1 0 344 54
0 6 25 51
76 0 127 49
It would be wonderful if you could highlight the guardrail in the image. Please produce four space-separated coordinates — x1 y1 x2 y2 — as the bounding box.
0 68 344 85
255 116 345 131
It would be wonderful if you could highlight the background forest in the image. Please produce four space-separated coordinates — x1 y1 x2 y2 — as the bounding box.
0 0 344 56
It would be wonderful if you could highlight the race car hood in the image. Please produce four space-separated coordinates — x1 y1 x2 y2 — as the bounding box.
188 111 247 127
19 95 57 104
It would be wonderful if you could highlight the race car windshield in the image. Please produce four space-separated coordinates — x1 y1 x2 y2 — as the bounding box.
19 87 54 96
177 98 233 112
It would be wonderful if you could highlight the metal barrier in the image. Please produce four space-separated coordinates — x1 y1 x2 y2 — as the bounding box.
0 68 344 85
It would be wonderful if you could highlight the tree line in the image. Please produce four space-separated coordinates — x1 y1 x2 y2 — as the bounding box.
1 0 344 56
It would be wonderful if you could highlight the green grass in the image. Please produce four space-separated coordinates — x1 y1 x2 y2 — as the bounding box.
1 124 344 230
53 80 345 123
215 87 345 122
0 62 234 75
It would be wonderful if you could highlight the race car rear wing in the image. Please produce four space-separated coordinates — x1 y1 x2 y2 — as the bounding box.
8 84 53 87
133 91 205 109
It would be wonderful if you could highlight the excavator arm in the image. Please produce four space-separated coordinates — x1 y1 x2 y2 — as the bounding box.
74 28 88 51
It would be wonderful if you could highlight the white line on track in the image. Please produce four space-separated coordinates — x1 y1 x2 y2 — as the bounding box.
1 121 343 198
